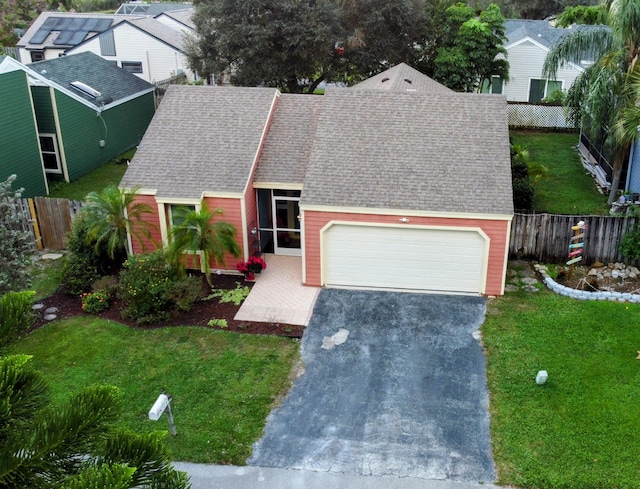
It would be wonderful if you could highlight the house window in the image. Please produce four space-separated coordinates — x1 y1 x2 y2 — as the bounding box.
480 76 503 94
39 134 62 174
121 61 143 74
529 79 563 103
30 50 45 62
99 30 116 56
168 204 195 227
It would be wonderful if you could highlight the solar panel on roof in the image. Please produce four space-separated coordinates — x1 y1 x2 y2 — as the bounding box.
40 17 58 29
68 30 88 45
30 27 51 44
82 18 99 31
95 19 112 32
53 29 74 44
68 18 85 30
52 17 71 30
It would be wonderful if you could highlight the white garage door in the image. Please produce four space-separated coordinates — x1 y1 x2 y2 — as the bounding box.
324 224 487 293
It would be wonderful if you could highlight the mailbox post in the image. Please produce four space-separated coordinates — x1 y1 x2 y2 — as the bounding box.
148 389 177 436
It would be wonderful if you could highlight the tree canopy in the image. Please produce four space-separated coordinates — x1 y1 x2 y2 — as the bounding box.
543 0 640 203
0 0 46 48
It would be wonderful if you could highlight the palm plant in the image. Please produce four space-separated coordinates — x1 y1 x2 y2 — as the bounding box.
81 185 155 260
0 355 190 489
166 203 241 287
543 0 640 204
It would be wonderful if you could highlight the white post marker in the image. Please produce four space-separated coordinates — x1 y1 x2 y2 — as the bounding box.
536 370 548 385
148 390 177 436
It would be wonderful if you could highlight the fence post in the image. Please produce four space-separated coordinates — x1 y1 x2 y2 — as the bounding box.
28 198 43 251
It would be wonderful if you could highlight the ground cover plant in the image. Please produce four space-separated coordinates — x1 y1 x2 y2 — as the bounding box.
483 288 640 489
7 318 300 464
510 131 609 215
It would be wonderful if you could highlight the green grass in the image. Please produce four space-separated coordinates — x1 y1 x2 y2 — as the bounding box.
511 131 609 215
48 149 135 201
29 256 67 300
483 290 640 489
8 318 299 464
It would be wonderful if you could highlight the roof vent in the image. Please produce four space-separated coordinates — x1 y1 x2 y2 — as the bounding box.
404 78 412 84
381 77 390 83
70 80 101 99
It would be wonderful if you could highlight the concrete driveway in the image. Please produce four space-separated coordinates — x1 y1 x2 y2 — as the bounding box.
248 289 495 483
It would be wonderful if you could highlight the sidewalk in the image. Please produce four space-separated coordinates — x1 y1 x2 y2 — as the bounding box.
173 464 501 489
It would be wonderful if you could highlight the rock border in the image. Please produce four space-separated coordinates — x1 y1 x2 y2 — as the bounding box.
534 264 640 303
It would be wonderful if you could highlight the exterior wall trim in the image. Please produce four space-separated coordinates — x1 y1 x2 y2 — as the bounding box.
50 88 70 182
301 204 512 222
253 182 303 190
26 77 49 194
317 220 491 295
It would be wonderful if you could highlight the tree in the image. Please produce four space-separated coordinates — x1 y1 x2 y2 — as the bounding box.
0 175 33 296
166 203 241 287
81 185 155 261
0 0 46 48
0 355 190 489
555 4 606 27
432 3 508 92
187 0 343 92
543 0 640 204
337 0 428 80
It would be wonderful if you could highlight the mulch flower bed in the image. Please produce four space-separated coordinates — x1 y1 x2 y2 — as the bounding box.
31 274 304 338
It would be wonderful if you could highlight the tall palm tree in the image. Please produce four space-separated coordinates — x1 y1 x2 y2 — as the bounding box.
0 355 190 489
166 203 241 287
82 185 155 260
543 0 640 204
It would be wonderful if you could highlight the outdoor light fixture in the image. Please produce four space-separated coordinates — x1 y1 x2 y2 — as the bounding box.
535 370 548 385
148 389 177 435
250 227 258 236
399 217 410 223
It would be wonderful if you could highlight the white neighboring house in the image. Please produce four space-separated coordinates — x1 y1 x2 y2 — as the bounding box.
16 9 196 83
485 19 594 102
66 15 195 83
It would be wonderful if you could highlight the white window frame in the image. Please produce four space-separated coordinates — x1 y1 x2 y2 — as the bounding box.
39 133 62 174
528 78 564 103
121 61 143 74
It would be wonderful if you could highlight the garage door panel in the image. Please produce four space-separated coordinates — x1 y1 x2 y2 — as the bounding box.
324 225 485 293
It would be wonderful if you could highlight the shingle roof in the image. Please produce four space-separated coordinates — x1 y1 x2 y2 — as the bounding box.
127 17 186 51
351 63 453 93
30 52 153 107
155 9 195 29
254 94 324 186
301 89 513 215
121 85 278 199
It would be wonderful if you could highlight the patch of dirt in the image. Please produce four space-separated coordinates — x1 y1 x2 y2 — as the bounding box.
31 274 304 338
551 264 640 294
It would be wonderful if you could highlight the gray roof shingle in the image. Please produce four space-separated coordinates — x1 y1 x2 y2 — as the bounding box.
30 51 153 106
121 85 278 199
301 89 513 215
351 63 453 93
254 94 324 186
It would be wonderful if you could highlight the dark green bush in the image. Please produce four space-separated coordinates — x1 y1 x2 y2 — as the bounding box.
512 178 535 211
118 251 201 323
81 291 110 314
0 291 35 348
619 229 640 261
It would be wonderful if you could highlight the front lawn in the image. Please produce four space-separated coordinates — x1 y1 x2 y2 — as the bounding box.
483 289 640 489
8 318 299 464
511 131 609 215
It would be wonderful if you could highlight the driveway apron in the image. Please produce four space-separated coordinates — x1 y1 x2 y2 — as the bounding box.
248 289 495 483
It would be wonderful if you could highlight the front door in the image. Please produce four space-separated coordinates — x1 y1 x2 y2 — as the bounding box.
257 189 301 256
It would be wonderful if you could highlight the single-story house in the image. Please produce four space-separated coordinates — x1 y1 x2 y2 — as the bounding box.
0 52 155 197
17 10 196 83
121 64 514 296
487 19 594 102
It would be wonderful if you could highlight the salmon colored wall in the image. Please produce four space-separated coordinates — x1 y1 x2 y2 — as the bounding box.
130 194 162 255
303 211 510 296
203 197 245 271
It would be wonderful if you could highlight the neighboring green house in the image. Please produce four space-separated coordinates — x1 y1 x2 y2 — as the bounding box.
0 52 155 197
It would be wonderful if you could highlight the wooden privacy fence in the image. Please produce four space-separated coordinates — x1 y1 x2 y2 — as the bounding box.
510 213 639 265
16 197 84 250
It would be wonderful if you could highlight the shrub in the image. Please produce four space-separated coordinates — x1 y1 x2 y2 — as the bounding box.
512 178 535 211
619 228 640 261
91 275 119 298
0 291 35 348
81 291 110 314
118 251 198 324
63 255 99 296
208 318 228 328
